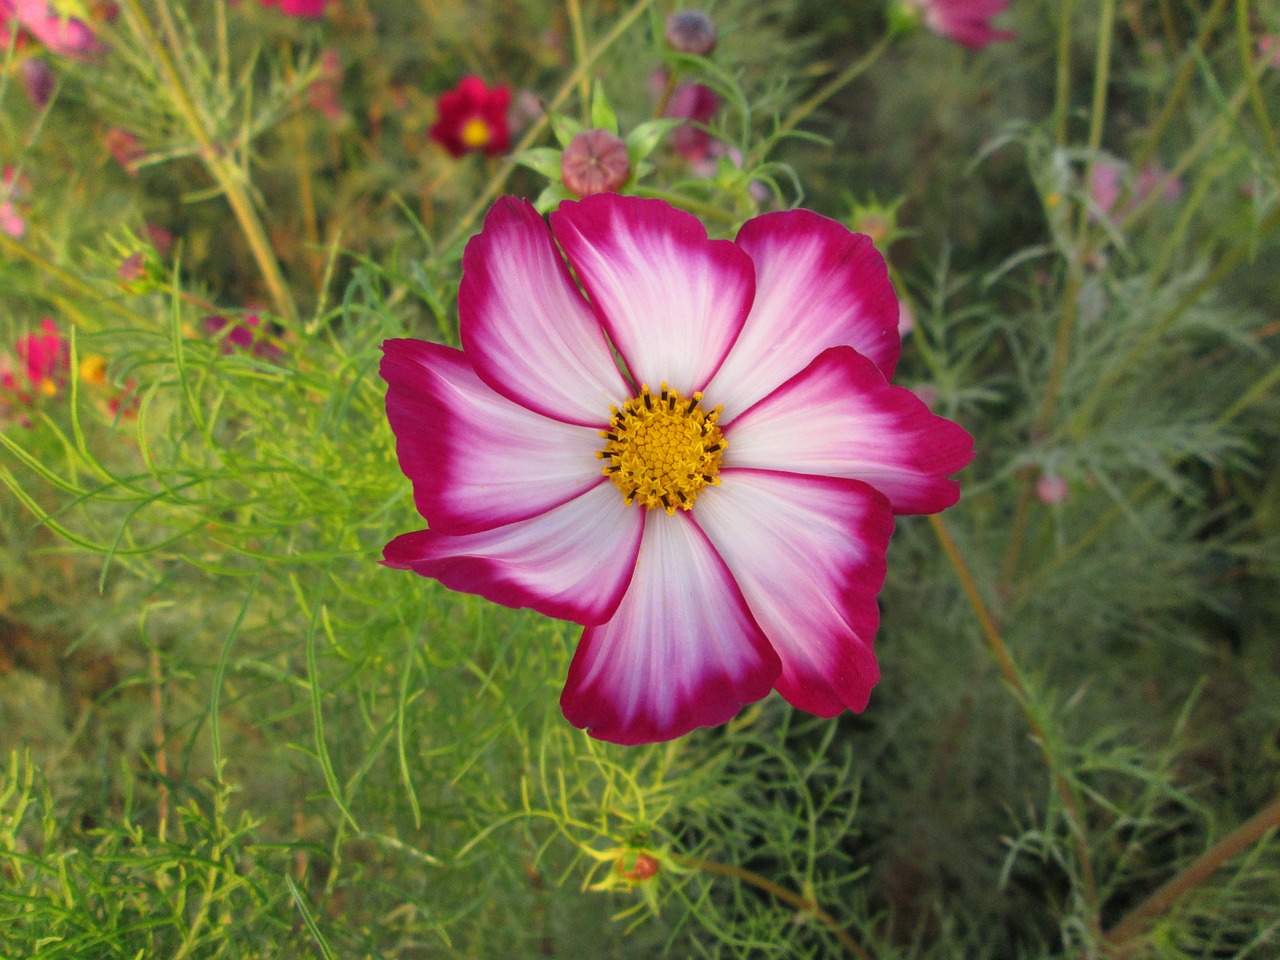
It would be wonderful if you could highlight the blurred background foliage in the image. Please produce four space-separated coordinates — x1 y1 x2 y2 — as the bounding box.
2 0 1278 957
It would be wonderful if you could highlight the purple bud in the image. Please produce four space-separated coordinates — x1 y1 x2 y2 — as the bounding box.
21 58 56 107
664 9 717 56
561 129 631 198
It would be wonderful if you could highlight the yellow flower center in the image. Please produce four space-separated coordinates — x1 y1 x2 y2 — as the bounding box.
597 383 726 515
460 117 492 149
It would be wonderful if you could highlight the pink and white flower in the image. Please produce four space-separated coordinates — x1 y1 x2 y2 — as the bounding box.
0 0 103 60
381 195 973 744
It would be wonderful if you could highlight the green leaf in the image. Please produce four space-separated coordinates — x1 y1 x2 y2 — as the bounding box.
590 81 619 135
534 182 573 214
549 111 585 148
626 119 681 165
514 147 564 180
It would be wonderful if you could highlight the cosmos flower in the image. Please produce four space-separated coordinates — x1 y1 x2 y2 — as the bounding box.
894 0 1015 50
0 0 103 60
381 195 973 744
2 317 69 418
428 76 512 158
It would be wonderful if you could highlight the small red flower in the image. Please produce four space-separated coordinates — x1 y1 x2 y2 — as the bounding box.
429 76 511 158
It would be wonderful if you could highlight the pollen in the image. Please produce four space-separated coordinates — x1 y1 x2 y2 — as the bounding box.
597 383 726 515
459 117 493 149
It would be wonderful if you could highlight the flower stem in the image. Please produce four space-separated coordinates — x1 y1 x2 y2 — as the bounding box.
1066 203 1280 440
1102 791 1280 954
120 0 299 325
437 0 656 257
565 0 592 125
1052 0 1076 146
676 855 872 960
929 514 1101 933
1131 0 1232 171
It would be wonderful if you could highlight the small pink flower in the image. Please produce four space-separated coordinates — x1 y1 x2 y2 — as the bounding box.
259 0 329 18
1036 472 1069 505
20 57 56 106
0 0 104 59
897 0 1015 49
429 76 512 158
1259 35 1280 68
665 81 721 162
381 195 973 744
104 127 144 174
202 314 282 360
13 317 69 399
146 223 174 258
0 201 24 238
1089 159 1182 220
306 48 343 121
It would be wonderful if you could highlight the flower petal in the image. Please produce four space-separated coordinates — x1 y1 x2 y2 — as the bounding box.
723 346 974 515
702 209 900 421
695 470 893 716
382 338 605 534
460 197 631 425
560 510 779 744
382 483 643 625
550 194 754 395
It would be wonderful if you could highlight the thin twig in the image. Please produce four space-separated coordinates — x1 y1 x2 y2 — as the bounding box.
677 855 873 960
929 514 1101 926
1102 791 1280 955
120 0 299 324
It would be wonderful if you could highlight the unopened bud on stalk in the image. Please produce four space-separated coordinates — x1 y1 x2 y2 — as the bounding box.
664 9 717 56
561 129 631 198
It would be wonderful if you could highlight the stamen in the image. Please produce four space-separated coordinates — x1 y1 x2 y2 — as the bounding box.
597 384 727 514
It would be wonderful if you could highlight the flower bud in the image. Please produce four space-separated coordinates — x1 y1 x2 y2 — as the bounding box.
664 9 717 56
616 852 659 882
561 129 631 198
1036 473 1069 505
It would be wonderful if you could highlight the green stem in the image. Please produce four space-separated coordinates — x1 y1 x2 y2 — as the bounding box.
1131 0 1231 171
1066 203 1280 439
566 0 592 125
632 187 739 223
1016 355 1280 603
120 0 299 325
1053 0 1076 146
930 515 1102 930
1236 0 1280 174
677 855 873 960
437 0 656 256
1103 791 1280 955
746 32 894 169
